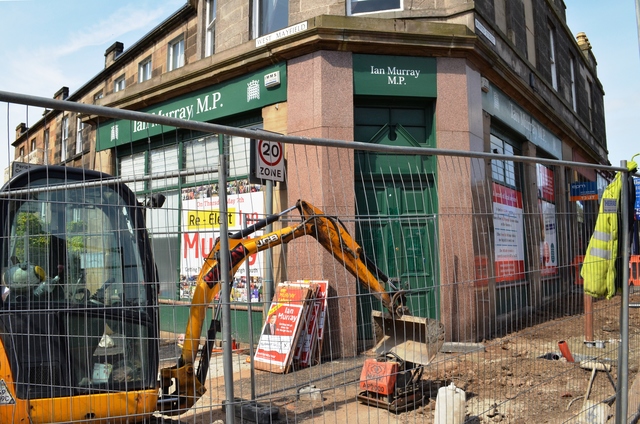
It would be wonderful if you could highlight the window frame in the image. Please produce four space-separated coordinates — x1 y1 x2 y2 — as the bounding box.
570 56 577 112
43 129 49 165
490 134 517 189
114 75 126 93
549 24 558 91
76 117 84 154
252 0 289 38
168 36 185 71
347 0 402 16
138 56 153 83
61 115 69 162
205 0 217 57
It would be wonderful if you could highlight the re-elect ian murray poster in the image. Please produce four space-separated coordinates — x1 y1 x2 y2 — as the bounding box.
180 189 264 299
254 282 313 373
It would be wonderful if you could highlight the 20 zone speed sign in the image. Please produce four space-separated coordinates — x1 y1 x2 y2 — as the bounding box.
256 140 285 182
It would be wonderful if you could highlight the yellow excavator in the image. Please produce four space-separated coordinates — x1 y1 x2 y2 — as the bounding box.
0 165 443 423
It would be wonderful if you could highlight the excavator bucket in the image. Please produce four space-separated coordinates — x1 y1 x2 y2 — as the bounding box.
371 310 445 366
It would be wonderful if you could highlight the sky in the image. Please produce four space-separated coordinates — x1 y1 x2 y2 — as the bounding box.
0 0 638 175
0 0 186 174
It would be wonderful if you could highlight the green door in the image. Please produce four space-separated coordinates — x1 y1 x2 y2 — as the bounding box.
354 103 438 341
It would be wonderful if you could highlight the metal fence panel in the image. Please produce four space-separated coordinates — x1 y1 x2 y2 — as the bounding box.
0 92 638 424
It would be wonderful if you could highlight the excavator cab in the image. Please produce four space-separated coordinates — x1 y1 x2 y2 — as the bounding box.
0 166 162 423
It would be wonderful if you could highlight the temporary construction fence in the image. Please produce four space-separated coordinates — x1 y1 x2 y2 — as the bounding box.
0 90 639 423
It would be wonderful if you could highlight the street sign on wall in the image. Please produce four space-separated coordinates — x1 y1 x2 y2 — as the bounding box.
255 139 285 182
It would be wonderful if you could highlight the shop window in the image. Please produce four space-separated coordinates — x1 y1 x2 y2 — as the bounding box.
119 152 146 193
168 36 185 71
490 134 516 187
348 0 402 15
537 164 558 277
184 136 219 184
150 145 180 190
253 0 288 37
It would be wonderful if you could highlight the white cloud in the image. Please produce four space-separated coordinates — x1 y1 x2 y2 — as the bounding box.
59 5 172 57
0 1 184 173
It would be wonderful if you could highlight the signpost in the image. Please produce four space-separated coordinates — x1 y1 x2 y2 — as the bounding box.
255 140 285 182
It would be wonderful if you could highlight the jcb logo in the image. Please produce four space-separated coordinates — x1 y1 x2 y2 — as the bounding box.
256 234 279 248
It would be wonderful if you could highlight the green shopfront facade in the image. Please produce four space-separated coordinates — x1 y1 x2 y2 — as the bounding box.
351 54 440 341
94 51 485 349
96 63 287 339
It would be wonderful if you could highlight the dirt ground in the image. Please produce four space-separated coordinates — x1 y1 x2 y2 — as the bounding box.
166 290 640 424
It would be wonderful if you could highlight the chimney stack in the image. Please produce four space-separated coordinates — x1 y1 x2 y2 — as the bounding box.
15 123 28 139
105 41 124 68
54 86 69 101
576 32 592 52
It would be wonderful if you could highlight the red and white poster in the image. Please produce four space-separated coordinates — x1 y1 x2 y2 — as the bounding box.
179 184 263 299
492 183 525 282
254 282 312 373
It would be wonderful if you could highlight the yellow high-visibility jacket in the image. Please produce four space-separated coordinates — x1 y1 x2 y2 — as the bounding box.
582 161 637 298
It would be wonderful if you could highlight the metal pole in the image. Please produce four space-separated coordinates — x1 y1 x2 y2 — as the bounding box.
219 133 236 424
0 90 625 169
617 160 631 424
245 215 256 401
264 180 274 311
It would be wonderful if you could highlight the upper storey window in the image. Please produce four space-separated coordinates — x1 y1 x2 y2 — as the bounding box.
205 0 217 57
168 36 185 71
348 0 402 15
253 0 288 37
139 57 152 83
549 23 558 91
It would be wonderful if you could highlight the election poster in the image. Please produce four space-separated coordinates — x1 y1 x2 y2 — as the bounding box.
293 280 329 368
254 282 313 373
179 181 264 300
492 183 525 283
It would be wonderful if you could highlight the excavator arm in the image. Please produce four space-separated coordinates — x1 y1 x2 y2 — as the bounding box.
159 199 443 412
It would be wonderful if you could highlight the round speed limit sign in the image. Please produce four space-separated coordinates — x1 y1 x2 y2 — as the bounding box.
256 140 285 181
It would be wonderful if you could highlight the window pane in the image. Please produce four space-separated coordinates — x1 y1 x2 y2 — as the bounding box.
169 39 185 70
259 0 288 36
146 191 180 298
349 0 401 15
490 134 517 187
120 152 146 193
205 0 216 57
76 118 83 154
150 145 180 189
184 136 218 183
229 135 251 178
139 59 152 83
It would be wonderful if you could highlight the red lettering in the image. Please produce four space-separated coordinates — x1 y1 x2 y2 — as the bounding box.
183 232 214 259
183 233 199 258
